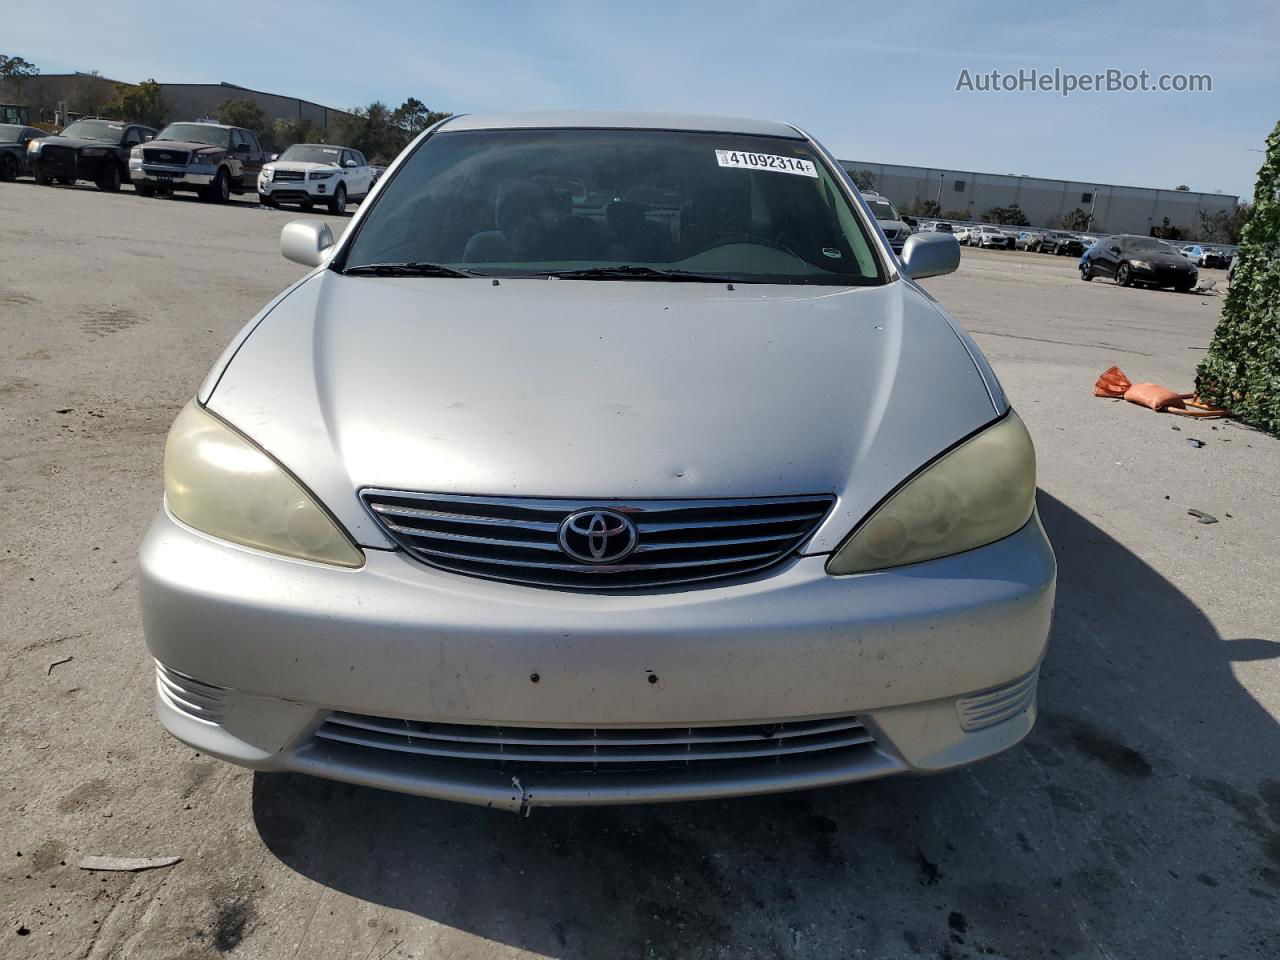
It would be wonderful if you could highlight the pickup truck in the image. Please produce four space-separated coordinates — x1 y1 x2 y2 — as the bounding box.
128 121 267 202
27 119 157 191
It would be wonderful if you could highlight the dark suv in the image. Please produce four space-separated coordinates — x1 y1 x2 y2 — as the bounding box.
129 122 267 202
28 119 156 191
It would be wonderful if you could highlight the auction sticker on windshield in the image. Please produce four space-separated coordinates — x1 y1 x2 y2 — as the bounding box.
715 150 818 178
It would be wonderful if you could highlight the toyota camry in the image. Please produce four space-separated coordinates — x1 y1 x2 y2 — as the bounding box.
140 111 1055 812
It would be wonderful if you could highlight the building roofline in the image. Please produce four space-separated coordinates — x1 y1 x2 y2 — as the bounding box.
839 158 1239 205
155 80 357 120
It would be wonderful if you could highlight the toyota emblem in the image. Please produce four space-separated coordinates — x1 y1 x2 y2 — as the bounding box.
557 509 639 564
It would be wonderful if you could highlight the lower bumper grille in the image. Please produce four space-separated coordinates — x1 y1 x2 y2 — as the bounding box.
155 661 228 724
957 669 1038 731
314 712 875 773
361 491 834 590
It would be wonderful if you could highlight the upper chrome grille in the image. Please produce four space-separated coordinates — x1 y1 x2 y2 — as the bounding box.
142 147 189 165
315 711 875 773
274 169 305 181
361 491 834 590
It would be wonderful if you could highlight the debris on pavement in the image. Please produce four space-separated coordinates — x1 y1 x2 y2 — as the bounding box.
1093 366 1230 418
1186 438 1206 448
1187 510 1218 524
46 656 73 676
78 856 182 872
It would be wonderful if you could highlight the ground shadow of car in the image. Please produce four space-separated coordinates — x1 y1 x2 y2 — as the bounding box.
252 491 1279 959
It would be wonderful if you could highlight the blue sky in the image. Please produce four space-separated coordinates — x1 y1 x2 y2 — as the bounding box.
7 0 1277 198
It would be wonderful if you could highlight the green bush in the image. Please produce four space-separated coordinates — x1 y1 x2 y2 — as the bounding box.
1196 120 1280 434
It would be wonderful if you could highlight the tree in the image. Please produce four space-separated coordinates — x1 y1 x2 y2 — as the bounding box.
216 98 266 136
1150 216 1188 241
1059 207 1092 231
65 75 112 118
941 209 970 221
390 97 451 134
1196 120 1280 434
902 198 941 218
270 117 323 151
101 79 168 128
0 53 38 94
981 203 1030 226
848 169 876 191
1197 204 1252 244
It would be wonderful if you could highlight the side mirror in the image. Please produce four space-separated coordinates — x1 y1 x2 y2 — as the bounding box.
343 159 357 168
269 153 279 161
143 134 154 142
1109 245 1121 255
281 220 335 268
900 233 960 279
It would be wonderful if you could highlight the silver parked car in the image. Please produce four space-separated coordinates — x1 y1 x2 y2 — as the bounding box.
140 112 1055 812
860 190 913 253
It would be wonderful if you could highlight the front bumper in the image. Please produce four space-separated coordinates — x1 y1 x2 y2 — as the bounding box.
1131 264 1195 285
128 160 215 188
258 177 334 201
140 508 1056 809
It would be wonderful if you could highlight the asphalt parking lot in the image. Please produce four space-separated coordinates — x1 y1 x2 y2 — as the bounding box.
2 181 1278 960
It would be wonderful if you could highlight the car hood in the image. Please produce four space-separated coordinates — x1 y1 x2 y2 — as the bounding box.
268 161 338 173
37 136 117 150
149 139 225 154
206 273 1002 552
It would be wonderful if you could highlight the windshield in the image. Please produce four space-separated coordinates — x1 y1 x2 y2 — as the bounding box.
280 144 342 165
156 123 230 148
343 128 885 285
1127 237 1174 253
865 198 899 221
59 120 124 143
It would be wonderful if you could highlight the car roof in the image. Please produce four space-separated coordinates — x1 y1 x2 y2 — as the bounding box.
439 110 803 139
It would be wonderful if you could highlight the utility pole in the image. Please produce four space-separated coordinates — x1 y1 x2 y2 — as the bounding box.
1086 187 1098 232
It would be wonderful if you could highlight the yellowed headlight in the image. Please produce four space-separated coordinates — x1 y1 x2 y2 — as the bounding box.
164 401 364 568
828 412 1036 575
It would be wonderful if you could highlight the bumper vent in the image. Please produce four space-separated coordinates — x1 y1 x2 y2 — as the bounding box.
360 491 834 590
315 712 875 773
957 669 1039 732
155 661 227 724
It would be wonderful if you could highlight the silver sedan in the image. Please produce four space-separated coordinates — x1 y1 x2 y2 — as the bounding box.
140 111 1055 812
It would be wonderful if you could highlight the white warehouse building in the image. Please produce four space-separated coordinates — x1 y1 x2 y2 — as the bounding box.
839 159 1239 236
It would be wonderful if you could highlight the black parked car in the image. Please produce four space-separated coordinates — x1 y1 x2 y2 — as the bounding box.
1080 234 1198 291
28 119 156 192
1053 235 1085 257
0 123 45 180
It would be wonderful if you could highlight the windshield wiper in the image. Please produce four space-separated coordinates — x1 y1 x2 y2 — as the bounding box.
342 262 480 278
539 265 737 282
